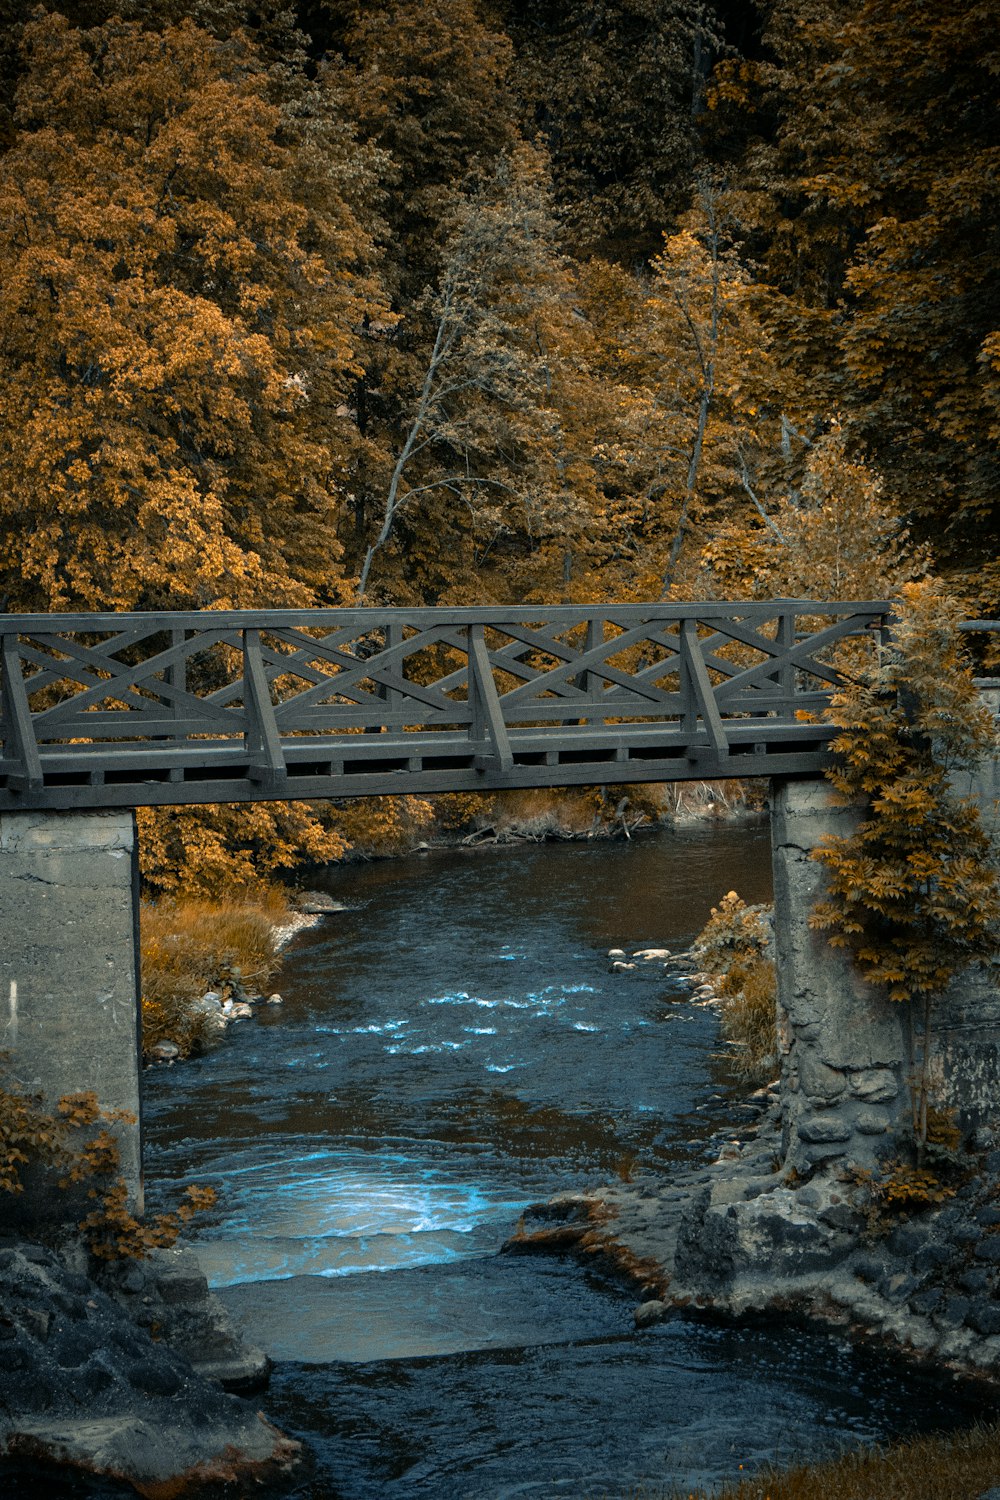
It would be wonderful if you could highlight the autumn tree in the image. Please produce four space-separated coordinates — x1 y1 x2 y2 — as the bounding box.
352 145 589 604
0 11 382 612
829 0 1000 572
320 0 518 303
566 187 781 600
700 425 930 603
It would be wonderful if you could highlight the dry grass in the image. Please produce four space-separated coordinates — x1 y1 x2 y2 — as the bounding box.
664 779 767 821
434 785 672 842
693 892 778 1085
623 1421 1000 1499
140 890 289 1057
493 787 609 838
716 956 779 1085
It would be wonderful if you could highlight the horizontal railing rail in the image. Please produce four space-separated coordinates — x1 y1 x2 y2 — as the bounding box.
0 600 891 810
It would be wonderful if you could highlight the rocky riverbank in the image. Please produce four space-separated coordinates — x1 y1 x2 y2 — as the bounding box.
143 890 344 1065
0 894 355 1492
505 944 1000 1395
508 1067 1000 1395
0 1235 297 1496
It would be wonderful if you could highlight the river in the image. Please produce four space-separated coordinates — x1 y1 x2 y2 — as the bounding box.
139 823 989 1497
8 824 991 1498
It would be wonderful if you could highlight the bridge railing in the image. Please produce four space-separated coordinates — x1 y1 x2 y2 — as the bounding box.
0 600 890 810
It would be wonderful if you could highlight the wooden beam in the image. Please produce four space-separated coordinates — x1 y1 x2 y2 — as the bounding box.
681 621 729 759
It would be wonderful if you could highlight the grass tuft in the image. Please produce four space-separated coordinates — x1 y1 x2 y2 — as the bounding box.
715 955 779 1085
592 1422 1000 1499
693 891 778 1085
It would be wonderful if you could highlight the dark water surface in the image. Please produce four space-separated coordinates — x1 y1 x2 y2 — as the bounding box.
6 825 991 1498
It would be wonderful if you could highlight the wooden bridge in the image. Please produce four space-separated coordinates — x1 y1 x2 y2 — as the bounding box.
8 595 1000 1216
0 599 890 812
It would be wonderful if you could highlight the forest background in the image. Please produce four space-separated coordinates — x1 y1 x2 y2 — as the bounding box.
0 0 997 897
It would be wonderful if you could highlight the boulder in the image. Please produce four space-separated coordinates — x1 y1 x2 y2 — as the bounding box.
797 1115 853 1144
147 1040 180 1064
856 1109 891 1135
675 1184 852 1288
797 1054 846 1103
634 1298 669 1328
846 1067 899 1103
189 992 227 1038
0 1243 296 1494
966 1302 1000 1337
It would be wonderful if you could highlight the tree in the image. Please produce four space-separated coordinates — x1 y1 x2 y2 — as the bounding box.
811 583 1000 1161
700 424 930 602
503 0 717 260
352 145 581 603
709 0 1000 582
0 12 381 612
830 0 1000 566
592 187 780 599
323 0 518 303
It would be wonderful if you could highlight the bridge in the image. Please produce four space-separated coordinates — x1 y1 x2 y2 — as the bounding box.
0 599 889 810
11 594 984 1221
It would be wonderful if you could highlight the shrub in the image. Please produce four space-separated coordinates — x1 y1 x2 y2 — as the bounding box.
811 581 1000 1162
140 891 288 1058
694 891 778 1084
0 1077 214 1260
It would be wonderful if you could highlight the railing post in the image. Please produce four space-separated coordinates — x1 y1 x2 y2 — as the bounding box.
778 607 797 714
577 615 604 724
157 628 187 779
243 629 286 787
1 635 42 793
681 619 729 761
385 620 404 720
679 618 697 743
351 625 400 734
167 627 186 726
469 624 513 773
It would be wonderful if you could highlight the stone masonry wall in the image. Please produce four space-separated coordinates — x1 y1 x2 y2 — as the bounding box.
769 778 910 1173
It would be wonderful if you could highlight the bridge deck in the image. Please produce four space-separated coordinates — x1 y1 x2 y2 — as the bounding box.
0 600 889 811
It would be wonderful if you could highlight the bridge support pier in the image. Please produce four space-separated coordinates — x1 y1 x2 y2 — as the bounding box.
0 810 142 1215
770 779 909 1172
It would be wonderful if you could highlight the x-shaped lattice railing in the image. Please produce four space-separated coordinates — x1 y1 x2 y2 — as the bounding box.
0 600 890 808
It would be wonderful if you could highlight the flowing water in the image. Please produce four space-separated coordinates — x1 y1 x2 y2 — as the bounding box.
137 824 992 1497
6 825 993 1498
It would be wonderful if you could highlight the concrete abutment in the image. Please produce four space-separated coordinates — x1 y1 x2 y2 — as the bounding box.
0 809 142 1215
